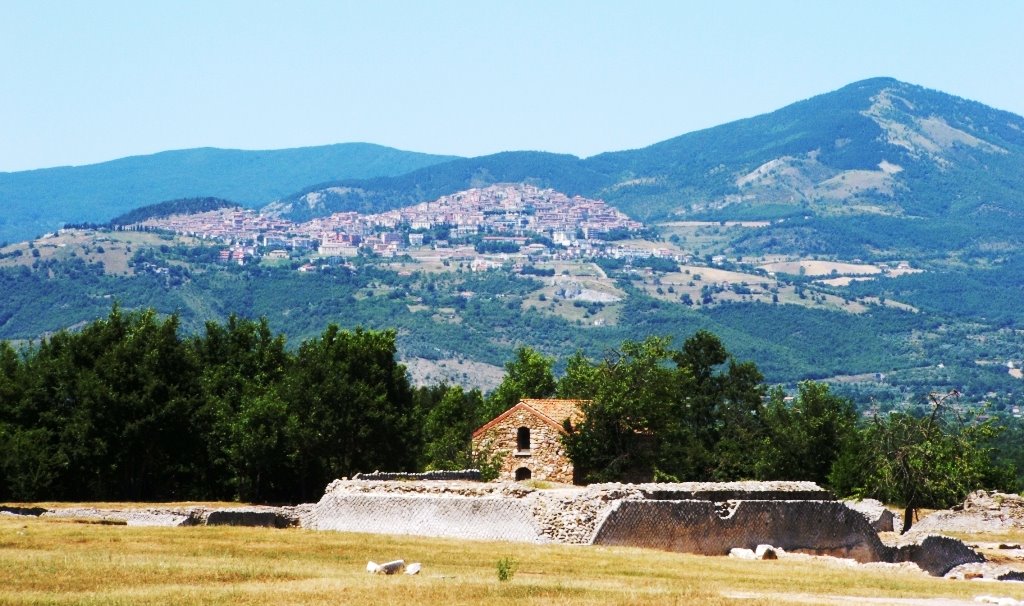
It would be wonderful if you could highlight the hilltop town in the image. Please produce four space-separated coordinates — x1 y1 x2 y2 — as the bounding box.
132 183 650 266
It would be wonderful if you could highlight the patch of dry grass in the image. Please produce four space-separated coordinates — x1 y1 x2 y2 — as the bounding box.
4 516 1024 605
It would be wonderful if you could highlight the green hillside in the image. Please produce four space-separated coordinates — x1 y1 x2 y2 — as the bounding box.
4 228 1024 410
4 78 1024 408
265 151 610 221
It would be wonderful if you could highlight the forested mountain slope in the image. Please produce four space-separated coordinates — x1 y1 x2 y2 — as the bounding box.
0 144 458 243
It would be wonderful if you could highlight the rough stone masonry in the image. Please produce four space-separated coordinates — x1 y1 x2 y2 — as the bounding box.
300 479 984 576
0 479 989 577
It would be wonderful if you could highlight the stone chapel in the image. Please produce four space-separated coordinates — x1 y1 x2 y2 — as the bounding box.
471 398 586 484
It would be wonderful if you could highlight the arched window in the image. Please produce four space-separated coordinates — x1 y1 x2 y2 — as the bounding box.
515 467 532 481
516 426 530 451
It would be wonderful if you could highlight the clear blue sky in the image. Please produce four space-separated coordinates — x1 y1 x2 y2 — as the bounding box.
2 0 1023 172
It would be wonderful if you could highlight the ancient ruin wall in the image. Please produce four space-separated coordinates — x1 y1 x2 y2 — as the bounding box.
299 480 983 576
890 535 985 576
303 492 548 542
590 499 891 563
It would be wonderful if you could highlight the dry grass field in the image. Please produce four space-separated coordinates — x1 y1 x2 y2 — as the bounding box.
759 260 882 277
5 515 1024 606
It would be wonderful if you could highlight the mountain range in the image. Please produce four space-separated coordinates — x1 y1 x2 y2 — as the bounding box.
4 77 1024 261
274 78 1024 259
0 144 457 244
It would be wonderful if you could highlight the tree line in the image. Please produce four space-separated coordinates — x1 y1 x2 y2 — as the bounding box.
0 308 427 503
501 334 1014 531
0 309 1014 529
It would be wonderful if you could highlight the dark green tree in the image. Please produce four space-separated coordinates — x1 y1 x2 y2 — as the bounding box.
562 331 766 483
421 385 483 470
756 382 858 486
834 390 1010 533
555 350 600 400
191 315 290 501
12 306 206 500
280 326 416 501
482 346 556 422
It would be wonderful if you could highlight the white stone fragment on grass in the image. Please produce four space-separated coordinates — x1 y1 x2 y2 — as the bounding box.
377 559 406 575
729 548 757 560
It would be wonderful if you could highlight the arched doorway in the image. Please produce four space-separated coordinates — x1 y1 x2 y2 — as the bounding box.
515 467 532 481
517 426 530 451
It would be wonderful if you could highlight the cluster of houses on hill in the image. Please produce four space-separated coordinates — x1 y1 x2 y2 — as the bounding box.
355 183 642 240
132 184 653 265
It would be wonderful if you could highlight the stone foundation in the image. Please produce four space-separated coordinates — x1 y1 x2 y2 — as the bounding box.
300 479 984 576
2 480 986 577
591 499 890 562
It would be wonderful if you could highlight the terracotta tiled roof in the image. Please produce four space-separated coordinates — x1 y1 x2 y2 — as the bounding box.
472 398 588 439
519 398 585 427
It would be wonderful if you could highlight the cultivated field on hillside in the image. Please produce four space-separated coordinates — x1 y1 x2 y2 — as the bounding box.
4 516 1024 605
759 260 882 277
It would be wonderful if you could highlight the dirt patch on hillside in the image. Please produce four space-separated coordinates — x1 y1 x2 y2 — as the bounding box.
403 357 503 391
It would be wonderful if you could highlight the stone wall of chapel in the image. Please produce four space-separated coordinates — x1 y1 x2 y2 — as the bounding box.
474 408 574 484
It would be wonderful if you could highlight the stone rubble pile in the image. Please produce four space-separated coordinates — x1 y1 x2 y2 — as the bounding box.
319 478 535 498
912 491 1024 535
529 486 646 544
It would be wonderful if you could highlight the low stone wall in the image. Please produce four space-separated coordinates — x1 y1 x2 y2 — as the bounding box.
37 507 201 527
205 507 298 528
843 498 901 532
590 499 890 563
890 535 985 576
4 505 302 528
301 479 983 576
303 493 546 542
602 481 833 503
302 480 644 543
353 470 482 482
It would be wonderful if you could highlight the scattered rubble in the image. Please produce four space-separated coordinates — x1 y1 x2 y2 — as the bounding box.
366 560 410 575
844 498 903 532
365 559 421 575
729 544 779 560
913 492 1024 535
975 597 1024 606
886 534 985 576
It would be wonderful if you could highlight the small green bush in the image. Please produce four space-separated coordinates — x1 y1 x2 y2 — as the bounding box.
496 557 517 582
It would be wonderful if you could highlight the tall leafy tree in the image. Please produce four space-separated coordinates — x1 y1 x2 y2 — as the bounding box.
191 315 290 501
280 326 416 501
756 382 858 485
834 390 1010 533
482 346 556 421
421 385 483 470
562 331 766 483
10 307 206 500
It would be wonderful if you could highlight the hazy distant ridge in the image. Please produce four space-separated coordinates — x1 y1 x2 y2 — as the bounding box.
0 143 458 243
